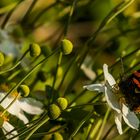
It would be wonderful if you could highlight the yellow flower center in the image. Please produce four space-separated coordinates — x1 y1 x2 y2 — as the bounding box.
0 112 9 122
10 91 21 99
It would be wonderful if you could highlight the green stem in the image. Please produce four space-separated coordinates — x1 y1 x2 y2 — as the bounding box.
96 108 110 140
0 49 29 75
31 124 67 137
63 0 77 37
1 0 23 29
24 117 50 140
68 110 94 140
102 124 115 140
67 101 106 109
0 48 59 104
63 47 89 96
51 51 63 102
57 55 78 93
21 0 38 24
87 0 135 47
7 70 21 81
87 118 102 140
30 1 58 26
6 112 48 140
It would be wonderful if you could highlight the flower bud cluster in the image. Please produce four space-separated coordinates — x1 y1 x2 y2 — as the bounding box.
48 97 68 120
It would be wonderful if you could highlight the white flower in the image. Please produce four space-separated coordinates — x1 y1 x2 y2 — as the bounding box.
0 92 44 124
2 121 18 140
83 64 139 134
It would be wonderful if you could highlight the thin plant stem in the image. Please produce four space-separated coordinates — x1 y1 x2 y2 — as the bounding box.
51 51 63 102
0 49 29 75
3 118 41 139
67 101 106 109
57 55 78 92
7 70 21 81
96 108 110 140
111 127 130 140
21 0 38 24
24 117 50 140
102 124 115 140
64 47 89 96
87 0 135 47
68 109 94 140
31 124 67 137
63 0 77 37
86 118 102 140
6 112 48 140
1 0 23 29
68 89 86 107
50 0 76 97
0 48 59 104
30 1 58 27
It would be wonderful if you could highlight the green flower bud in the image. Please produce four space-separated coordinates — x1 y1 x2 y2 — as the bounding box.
56 97 68 110
37 71 47 82
48 104 61 120
61 39 73 55
17 85 30 97
0 52 4 66
29 43 41 57
51 133 63 140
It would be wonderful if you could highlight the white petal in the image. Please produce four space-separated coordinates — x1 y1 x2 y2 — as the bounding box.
115 113 123 134
83 84 105 92
18 98 44 115
2 121 18 140
0 93 20 116
7 101 21 116
104 85 121 113
103 64 116 86
122 104 139 130
17 111 29 124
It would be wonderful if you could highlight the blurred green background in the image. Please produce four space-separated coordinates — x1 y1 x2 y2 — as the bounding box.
0 0 140 140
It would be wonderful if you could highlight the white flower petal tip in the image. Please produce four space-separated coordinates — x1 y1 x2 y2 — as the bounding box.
83 84 104 92
103 64 116 86
115 113 123 135
17 111 29 124
122 104 139 130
